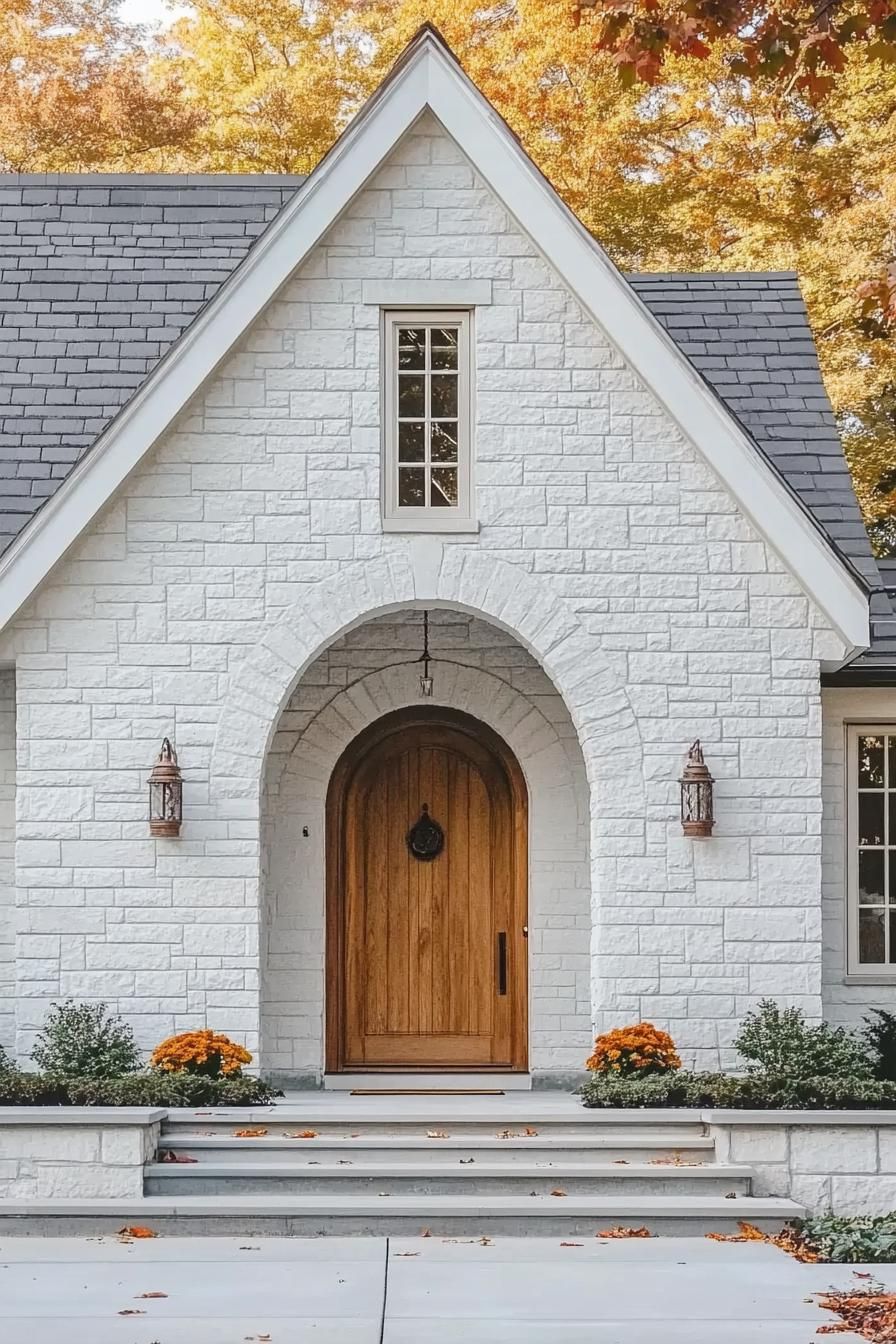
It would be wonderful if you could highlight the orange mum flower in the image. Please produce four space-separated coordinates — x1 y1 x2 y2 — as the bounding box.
585 1022 681 1077
151 1029 252 1078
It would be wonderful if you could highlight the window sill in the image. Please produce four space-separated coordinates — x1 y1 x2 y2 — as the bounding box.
842 974 896 985
382 516 480 535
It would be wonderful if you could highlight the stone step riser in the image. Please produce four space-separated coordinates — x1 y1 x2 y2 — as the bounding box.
144 1173 751 1197
0 1213 791 1238
155 1142 714 1166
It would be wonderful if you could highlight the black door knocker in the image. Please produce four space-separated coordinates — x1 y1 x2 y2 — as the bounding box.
406 804 445 861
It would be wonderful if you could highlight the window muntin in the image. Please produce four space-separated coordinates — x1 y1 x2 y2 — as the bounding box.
383 311 472 527
850 728 896 971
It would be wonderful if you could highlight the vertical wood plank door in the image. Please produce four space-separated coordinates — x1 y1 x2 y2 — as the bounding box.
326 708 528 1072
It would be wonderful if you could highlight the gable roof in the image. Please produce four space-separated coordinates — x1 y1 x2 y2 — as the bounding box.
0 26 871 652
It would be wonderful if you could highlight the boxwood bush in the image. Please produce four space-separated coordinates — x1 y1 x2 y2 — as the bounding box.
580 1070 896 1110
0 1070 278 1107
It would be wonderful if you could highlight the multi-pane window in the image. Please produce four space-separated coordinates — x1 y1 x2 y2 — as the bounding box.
383 311 472 529
850 729 896 970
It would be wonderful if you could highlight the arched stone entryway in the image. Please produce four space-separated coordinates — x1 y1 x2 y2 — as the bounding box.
209 547 646 1077
261 611 593 1085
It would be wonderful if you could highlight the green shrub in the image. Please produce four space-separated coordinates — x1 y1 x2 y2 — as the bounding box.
580 1070 896 1110
0 1069 278 1107
31 1001 142 1078
796 1214 896 1263
734 999 873 1080
0 1042 12 1073
863 1009 896 1082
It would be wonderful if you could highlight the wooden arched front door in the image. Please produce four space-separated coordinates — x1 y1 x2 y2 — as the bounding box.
326 708 528 1072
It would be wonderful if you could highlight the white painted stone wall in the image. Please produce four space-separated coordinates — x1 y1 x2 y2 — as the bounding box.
262 609 591 1082
2 113 846 1070
0 1110 162 1199
708 1112 896 1215
0 669 14 1054
821 687 896 1028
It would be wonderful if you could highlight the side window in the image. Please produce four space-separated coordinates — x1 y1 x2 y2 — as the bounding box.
849 728 896 973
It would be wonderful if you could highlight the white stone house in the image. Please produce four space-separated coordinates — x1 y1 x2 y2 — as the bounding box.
0 27 892 1087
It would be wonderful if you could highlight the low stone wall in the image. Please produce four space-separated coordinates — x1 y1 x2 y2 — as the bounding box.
707 1110 896 1216
0 1109 164 1199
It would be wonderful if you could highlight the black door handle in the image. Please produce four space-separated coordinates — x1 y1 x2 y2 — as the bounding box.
497 931 507 995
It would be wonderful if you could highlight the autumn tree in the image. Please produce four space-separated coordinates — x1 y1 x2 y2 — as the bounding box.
152 0 367 174
575 0 896 100
0 0 200 170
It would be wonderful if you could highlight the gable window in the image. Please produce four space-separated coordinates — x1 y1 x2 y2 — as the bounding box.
848 727 896 974
382 310 473 530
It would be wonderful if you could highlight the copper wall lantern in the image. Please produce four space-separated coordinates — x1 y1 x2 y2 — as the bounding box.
680 739 714 838
149 738 183 837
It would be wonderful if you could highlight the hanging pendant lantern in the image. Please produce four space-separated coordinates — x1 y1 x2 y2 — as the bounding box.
148 737 183 837
418 610 434 697
679 739 714 838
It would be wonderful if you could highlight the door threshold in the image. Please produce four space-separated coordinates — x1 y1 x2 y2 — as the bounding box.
323 1072 533 1092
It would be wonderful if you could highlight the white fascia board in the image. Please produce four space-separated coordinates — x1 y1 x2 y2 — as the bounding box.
421 48 869 654
0 34 869 655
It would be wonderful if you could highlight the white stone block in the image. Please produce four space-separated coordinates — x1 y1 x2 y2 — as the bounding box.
790 1126 877 1175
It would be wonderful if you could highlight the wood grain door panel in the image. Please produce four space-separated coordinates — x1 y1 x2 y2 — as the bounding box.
326 708 528 1072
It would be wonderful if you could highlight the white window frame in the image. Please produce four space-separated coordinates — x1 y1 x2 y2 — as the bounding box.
381 309 475 532
846 723 896 978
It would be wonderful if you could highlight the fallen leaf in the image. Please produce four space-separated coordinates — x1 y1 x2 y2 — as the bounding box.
135 1292 168 1299
426 1130 449 1139
459 1158 474 1164
118 1309 146 1316
160 1151 198 1164
524 1127 539 1136
421 1228 432 1237
118 1226 157 1239
596 1226 653 1239
338 1160 353 1165
288 1130 318 1139
234 1128 268 1138
855 1272 873 1279
815 1287 896 1340
560 1242 583 1247
705 1222 765 1244
479 1236 493 1246
395 1252 419 1257
724 1192 737 1199
612 1159 629 1165
239 1246 260 1251
550 1189 567 1198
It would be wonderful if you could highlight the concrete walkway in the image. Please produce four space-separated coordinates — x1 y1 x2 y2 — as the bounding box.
0 1234 878 1341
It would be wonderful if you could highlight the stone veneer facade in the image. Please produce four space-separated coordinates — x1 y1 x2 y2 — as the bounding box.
0 113 880 1081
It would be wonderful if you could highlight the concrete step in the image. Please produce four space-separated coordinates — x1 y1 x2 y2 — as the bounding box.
161 1105 708 1141
155 1134 717 1165
144 1161 750 1198
0 1192 804 1237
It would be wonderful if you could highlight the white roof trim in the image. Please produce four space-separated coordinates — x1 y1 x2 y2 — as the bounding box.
0 28 870 652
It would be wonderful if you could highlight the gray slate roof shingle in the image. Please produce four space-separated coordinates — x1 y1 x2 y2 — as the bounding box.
0 174 888 659
0 174 303 547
